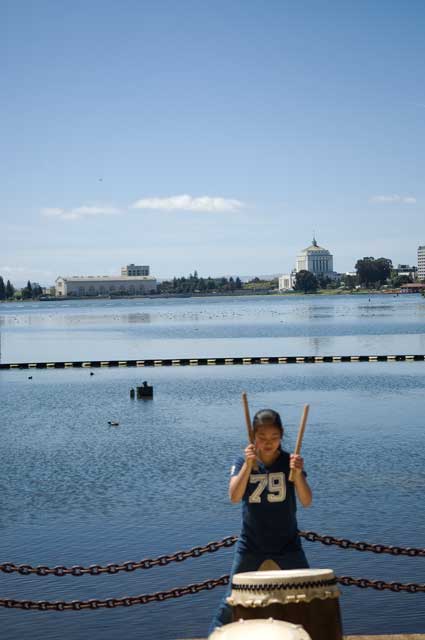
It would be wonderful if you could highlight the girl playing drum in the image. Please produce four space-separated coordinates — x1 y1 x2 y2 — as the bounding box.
210 408 313 630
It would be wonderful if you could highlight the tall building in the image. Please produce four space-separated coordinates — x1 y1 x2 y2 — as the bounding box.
279 237 336 291
418 246 425 280
121 264 150 276
295 238 334 277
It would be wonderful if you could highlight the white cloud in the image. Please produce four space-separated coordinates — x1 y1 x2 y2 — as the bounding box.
369 195 417 204
130 194 244 213
41 205 121 221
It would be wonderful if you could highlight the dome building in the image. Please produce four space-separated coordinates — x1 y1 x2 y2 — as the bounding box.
296 237 335 278
278 237 337 291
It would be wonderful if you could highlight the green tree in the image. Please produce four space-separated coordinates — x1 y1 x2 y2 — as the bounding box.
32 284 43 298
270 277 279 289
293 270 318 294
22 280 33 299
355 257 392 288
375 258 393 285
0 276 5 300
6 280 15 298
391 274 412 288
355 257 374 287
342 274 358 289
317 275 332 289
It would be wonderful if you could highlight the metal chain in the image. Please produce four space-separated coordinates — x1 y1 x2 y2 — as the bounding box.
1 574 424 611
0 575 230 611
298 531 425 557
1 532 424 577
337 576 425 593
0 536 238 577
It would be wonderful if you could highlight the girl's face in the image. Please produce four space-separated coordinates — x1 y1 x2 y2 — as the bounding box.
254 424 282 456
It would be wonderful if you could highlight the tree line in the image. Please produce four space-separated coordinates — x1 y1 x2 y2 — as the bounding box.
0 257 417 300
158 271 243 294
0 277 43 301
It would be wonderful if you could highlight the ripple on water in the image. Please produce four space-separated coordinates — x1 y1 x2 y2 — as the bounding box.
0 361 424 638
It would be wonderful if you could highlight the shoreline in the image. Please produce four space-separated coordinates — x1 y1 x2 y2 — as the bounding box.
0 290 406 304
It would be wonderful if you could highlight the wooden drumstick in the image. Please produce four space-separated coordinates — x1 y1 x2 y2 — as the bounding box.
241 392 258 470
288 404 310 482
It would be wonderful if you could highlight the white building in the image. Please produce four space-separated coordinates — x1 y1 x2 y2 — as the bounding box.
278 273 296 291
296 238 335 278
55 275 157 297
418 246 425 280
121 264 150 276
279 238 337 291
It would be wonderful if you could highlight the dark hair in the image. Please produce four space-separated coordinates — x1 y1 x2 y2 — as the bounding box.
252 409 284 436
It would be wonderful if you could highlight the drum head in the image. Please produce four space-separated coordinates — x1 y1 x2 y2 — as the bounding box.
232 569 336 586
228 569 340 607
209 618 312 640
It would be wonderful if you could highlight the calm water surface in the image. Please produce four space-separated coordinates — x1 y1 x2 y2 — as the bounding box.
2 294 425 361
0 295 424 639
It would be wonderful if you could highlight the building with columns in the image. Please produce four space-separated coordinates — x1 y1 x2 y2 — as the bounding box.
296 238 334 277
279 238 337 291
55 264 157 297
278 273 296 291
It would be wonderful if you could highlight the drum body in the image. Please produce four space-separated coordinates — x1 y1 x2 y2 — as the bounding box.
226 569 343 640
209 618 311 640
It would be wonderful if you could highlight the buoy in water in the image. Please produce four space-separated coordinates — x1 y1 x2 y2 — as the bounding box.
136 381 153 399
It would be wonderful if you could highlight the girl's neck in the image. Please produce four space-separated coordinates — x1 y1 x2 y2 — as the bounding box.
258 450 280 466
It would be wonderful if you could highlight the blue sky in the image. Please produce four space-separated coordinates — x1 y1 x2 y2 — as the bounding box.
2 0 425 285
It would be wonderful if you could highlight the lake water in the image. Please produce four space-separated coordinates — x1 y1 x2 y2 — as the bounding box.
0 294 424 639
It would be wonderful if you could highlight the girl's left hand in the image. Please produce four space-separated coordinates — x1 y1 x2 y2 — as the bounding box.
290 454 304 476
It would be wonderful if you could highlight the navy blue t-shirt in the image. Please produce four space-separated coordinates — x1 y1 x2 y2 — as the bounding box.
230 450 303 555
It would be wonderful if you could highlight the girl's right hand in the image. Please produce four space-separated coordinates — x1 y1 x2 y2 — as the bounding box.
244 443 257 467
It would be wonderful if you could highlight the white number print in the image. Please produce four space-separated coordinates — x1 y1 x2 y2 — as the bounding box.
267 472 286 502
249 472 286 503
248 474 268 503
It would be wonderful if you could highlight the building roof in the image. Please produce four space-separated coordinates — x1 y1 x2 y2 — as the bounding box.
56 275 156 283
400 282 425 288
300 237 331 255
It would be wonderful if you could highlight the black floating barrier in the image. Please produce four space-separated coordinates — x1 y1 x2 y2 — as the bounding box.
0 354 424 370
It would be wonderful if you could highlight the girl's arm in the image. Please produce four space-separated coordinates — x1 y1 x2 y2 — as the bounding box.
229 444 256 503
290 454 313 507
